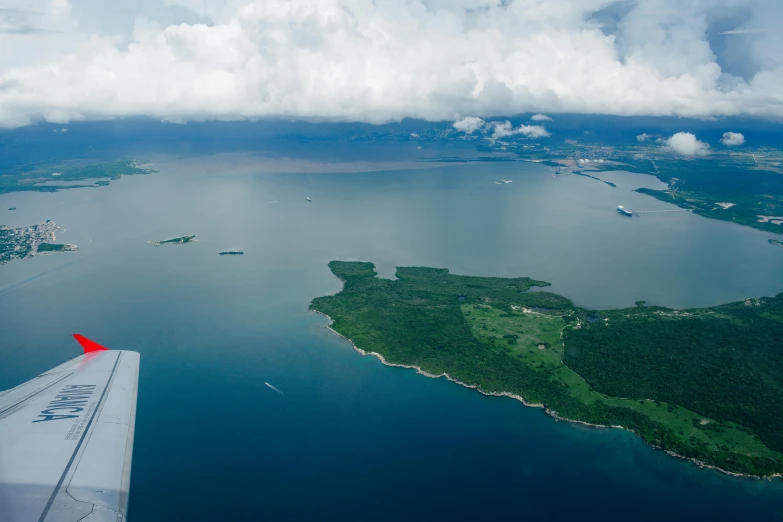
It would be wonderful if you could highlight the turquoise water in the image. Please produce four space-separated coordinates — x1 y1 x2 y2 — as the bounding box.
2 156 783 520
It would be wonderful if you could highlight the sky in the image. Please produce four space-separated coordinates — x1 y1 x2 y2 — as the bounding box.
0 0 782 128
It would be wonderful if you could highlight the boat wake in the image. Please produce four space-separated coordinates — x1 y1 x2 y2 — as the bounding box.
264 382 286 397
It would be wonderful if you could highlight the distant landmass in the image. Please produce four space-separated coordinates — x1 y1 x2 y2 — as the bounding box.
311 261 783 478
1 119 782 235
0 159 157 194
0 220 78 264
149 235 197 246
487 138 783 235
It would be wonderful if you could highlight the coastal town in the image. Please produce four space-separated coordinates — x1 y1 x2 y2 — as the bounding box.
0 220 78 264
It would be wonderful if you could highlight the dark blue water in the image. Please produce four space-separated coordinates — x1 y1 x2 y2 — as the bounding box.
2 155 782 521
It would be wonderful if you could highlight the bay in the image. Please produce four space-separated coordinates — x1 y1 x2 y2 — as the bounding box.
1 153 782 521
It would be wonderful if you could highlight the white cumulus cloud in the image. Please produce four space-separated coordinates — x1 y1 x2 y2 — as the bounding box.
453 116 486 135
666 132 710 156
721 132 746 146
530 114 552 122
490 121 550 140
0 0 783 127
636 133 652 142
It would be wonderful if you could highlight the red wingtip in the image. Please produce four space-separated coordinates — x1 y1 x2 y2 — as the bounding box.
73 334 109 353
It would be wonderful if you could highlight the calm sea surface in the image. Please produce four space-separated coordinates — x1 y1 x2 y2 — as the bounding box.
2 155 783 521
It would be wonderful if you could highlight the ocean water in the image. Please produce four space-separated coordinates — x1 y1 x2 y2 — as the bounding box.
1 155 783 521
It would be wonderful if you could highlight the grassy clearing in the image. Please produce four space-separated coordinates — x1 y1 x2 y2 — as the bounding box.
461 302 783 467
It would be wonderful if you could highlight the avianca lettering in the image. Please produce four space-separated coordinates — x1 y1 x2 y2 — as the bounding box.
33 384 98 423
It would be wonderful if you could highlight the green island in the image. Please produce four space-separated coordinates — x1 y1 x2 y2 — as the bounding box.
0 159 157 194
311 261 783 478
149 235 197 246
1 220 78 264
36 243 76 253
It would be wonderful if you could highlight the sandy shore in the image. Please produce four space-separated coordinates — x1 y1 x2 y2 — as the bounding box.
312 309 781 480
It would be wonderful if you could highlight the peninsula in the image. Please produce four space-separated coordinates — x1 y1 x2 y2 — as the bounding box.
470 130 783 235
1 220 78 264
311 261 783 478
1 159 158 194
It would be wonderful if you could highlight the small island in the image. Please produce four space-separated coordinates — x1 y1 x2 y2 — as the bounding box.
311 261 783 478
219 250 244 255
1 220 78 264
770 238 783 247
37 243 78 253
149 235 197 246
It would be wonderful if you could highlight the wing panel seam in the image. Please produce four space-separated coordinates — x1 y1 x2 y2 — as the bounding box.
0 373 73 417
37 352 123 522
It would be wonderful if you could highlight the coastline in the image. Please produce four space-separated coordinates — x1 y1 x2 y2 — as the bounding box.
312 309 781 481
1 220 79 264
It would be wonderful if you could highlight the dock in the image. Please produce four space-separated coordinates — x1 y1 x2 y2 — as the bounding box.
634 209 693 214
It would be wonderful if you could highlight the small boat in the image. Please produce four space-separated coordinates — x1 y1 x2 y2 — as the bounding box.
306 197 312 202
617 205 633 217
219 250 244 255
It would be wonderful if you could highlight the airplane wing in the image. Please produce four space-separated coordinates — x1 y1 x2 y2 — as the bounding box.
0 335 140 522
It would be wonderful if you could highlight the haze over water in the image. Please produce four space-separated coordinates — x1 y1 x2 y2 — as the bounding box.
2 153 783 520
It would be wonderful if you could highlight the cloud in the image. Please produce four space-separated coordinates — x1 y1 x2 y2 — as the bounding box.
636 133 652 142
0 0 783 128
666 132 710 156
721 131 745 146
530 114 552 122
453 116 551 139
720 29 769 35
453 116 486 135
0 6 75 35
490 121 550 140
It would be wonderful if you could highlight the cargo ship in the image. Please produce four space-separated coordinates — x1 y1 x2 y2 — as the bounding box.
617 205 633 217
219 250 244 255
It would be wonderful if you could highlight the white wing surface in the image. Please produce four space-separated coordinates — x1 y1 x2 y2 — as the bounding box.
0 335 139 522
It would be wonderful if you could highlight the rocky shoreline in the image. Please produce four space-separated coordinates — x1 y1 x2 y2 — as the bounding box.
313 309 781 481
